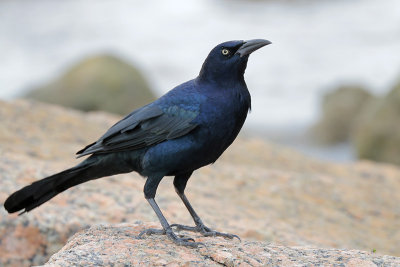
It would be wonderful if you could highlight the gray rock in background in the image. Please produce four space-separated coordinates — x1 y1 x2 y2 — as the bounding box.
311 85 376 144
25 54 156 115
354 78 400 165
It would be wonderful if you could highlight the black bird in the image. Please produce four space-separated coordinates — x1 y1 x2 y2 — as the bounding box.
4 39 271 247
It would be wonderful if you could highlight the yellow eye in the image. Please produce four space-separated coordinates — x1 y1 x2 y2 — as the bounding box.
221 48 230 56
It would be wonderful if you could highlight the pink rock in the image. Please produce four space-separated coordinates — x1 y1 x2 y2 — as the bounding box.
40 223 400 266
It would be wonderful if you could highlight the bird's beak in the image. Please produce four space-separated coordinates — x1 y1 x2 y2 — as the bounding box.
236 39 272 57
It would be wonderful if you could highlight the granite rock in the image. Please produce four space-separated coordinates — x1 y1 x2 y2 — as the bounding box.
41 223 400 267
1 99 400 266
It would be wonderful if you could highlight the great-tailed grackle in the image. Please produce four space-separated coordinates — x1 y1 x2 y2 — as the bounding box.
4 39 271 247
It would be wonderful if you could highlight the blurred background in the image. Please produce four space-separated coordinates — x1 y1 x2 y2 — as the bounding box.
2 1 400 265
1 0 400 163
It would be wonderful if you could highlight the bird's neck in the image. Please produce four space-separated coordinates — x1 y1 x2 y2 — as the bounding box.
197 66 247 87
197 58 249 85
196 75 245 88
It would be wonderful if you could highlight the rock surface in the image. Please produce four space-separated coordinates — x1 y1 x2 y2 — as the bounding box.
41 223 400 267
25 54 156 115
1 99 400 266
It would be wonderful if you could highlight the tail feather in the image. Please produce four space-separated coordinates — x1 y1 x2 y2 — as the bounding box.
4 152 140 214
4 163 92 213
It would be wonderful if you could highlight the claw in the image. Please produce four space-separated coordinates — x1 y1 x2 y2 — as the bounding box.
167 230 204 247
177 235 195 242
231 234 241 242
202 231 241 241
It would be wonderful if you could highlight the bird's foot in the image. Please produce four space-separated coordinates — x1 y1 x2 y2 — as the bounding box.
171 223 241 241
138 227 204 248
138 228 166 237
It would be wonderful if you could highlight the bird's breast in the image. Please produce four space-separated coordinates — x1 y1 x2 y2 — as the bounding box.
141 84 250 176
194 88 250 154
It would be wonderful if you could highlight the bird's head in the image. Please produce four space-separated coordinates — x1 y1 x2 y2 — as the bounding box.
198 39 271 83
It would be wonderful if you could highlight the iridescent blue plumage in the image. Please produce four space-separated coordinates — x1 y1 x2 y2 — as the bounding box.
4 39 271 247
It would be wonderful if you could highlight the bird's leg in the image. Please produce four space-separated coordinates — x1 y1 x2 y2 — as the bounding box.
138 198 202 246
171 173 240 241
138 175 203 247
172 191 241 240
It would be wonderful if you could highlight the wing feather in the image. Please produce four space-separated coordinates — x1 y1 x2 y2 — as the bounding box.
76 104 198 157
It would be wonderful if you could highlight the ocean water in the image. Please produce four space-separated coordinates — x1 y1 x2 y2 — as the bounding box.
1 0 399 160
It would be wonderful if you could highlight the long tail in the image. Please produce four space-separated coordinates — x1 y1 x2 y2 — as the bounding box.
4 152 140 214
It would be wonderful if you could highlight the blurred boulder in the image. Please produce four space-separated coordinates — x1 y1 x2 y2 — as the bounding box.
311 86 376 144
25 54 156 115
353 79 400 165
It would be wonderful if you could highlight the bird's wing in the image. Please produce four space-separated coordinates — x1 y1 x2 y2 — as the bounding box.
76 104 199 157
